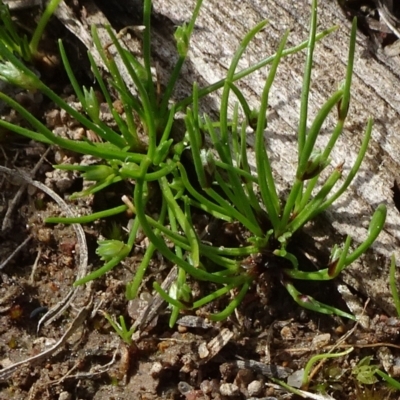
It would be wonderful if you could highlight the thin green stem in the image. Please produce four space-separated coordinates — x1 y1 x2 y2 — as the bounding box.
302 347 354 387
207 280 251 321
284 281 356 319
159 175 200 267
255 31 289 229
185 104 207 188
142 0 156 107
390 255 400 317
228 84 253 127
58 40 84 108
178 159 258 229
297 90 343 179
74 257 121 285
220 20 268 149
375 369 400 390
89 28 142 149
106 26 157 157
286 168 342 233
29 0 63 56
342 204 386 266
339 17 357 121
120 162 177 181
160 0 203 113
45 205 128 224
204 184 262 234
297 0 318 156
277 179 302 236
167 206 187 327
126 218 161 300
204 253 241 272
153 282 191 310
192 282 238 308
214 170 262 235
318 118 373 212
239 122 263 216
213 160 257 184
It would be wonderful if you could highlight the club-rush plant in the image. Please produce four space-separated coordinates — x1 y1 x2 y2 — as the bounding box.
0 0 386 336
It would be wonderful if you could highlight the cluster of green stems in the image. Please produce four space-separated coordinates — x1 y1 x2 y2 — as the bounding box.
0 0 387 333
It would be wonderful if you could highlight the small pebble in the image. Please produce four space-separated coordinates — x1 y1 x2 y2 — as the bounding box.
200 379 219 394
280 325 293 339
220 383 239 397
248 380 263 397
58 392 72 400
200 380 212 394
198 342 209 359
234 368 253 387
177 324 188 333
287 368 304 388
178 381 193 395
311 333 331 349
150 362 163 377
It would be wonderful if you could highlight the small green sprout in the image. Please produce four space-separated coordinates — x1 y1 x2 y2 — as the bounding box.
352 356 400 391
353 356 379 385
82 86 101 123
103 313 134 345
96 240 130 262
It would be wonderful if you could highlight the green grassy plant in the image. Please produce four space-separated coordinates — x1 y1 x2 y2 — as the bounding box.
179 10 386 319
0 0 63 62
0 0 386 335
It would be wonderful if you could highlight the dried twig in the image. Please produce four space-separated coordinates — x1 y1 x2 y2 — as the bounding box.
29 246 41 283
0 234 32 270
376 0 400 39
2 147 50 231
50 347 119 385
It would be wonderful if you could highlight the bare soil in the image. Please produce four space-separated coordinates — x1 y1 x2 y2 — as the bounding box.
1 1 400 400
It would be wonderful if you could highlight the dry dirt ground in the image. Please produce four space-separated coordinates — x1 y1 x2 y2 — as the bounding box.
1 1 400 399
